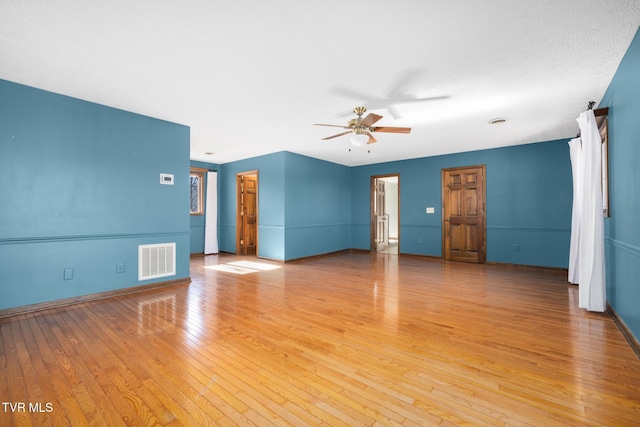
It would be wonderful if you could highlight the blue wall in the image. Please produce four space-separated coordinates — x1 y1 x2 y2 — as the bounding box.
218 152 351 261
217 142 571 267
219 152 286 260
0 79 190 310
284 152 351 260
600 27 640 342
189 160 219 254
351 140 573 267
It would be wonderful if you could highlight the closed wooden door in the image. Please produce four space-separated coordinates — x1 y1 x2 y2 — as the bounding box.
237 172 258 255
442 165 486 263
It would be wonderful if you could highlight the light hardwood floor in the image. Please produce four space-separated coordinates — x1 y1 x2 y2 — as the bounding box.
1 252 639 426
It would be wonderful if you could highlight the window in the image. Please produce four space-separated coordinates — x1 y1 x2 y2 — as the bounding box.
190 167 206 215
595 108 609 217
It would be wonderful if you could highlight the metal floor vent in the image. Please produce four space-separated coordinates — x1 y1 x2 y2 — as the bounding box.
138 243 176 281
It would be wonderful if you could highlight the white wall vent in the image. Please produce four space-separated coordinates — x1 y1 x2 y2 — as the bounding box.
138 243 176 281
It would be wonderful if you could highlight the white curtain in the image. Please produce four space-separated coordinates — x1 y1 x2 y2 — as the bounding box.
568 137 582 284
204 171 219 255
568 110 606 312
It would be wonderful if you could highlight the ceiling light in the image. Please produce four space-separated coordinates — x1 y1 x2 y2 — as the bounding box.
350 133 369 146
488 117 508 125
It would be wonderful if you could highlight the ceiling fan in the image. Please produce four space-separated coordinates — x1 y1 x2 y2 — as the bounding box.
314 106 411 145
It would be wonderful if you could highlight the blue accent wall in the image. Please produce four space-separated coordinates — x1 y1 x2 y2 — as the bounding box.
218 152 351 261
217 142 571 267
351 140 573 268
600 27 640 343
284 152 351 260
0 79 190 310
189 160 219 254
219 152 286 260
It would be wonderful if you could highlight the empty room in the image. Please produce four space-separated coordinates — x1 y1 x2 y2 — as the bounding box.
1 1 640 426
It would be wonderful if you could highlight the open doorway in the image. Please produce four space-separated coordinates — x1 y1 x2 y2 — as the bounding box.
236 171 258 256
371 174 399 254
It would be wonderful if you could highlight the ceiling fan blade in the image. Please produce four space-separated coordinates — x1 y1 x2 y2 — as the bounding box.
366 132 377 144
321 131 353 140
314 123 350 128
360 113 383 127
373 126 412 134
371 126 411 134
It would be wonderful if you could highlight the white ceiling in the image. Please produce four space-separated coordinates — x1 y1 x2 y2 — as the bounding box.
2 1 639 167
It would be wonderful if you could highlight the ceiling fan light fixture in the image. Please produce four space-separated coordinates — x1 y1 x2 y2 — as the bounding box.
350 133 369 146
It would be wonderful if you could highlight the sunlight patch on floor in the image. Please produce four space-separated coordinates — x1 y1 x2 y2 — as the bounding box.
206 260 281 275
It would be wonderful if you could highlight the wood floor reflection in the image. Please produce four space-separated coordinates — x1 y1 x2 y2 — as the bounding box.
2 252 639 426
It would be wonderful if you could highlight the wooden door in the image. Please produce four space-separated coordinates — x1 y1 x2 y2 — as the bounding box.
442 165 486 263
237 172 258 255
375 179 389 252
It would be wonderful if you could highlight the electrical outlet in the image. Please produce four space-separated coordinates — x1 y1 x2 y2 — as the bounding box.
116 262 126 273
63 268 74 280
514 244 520 252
